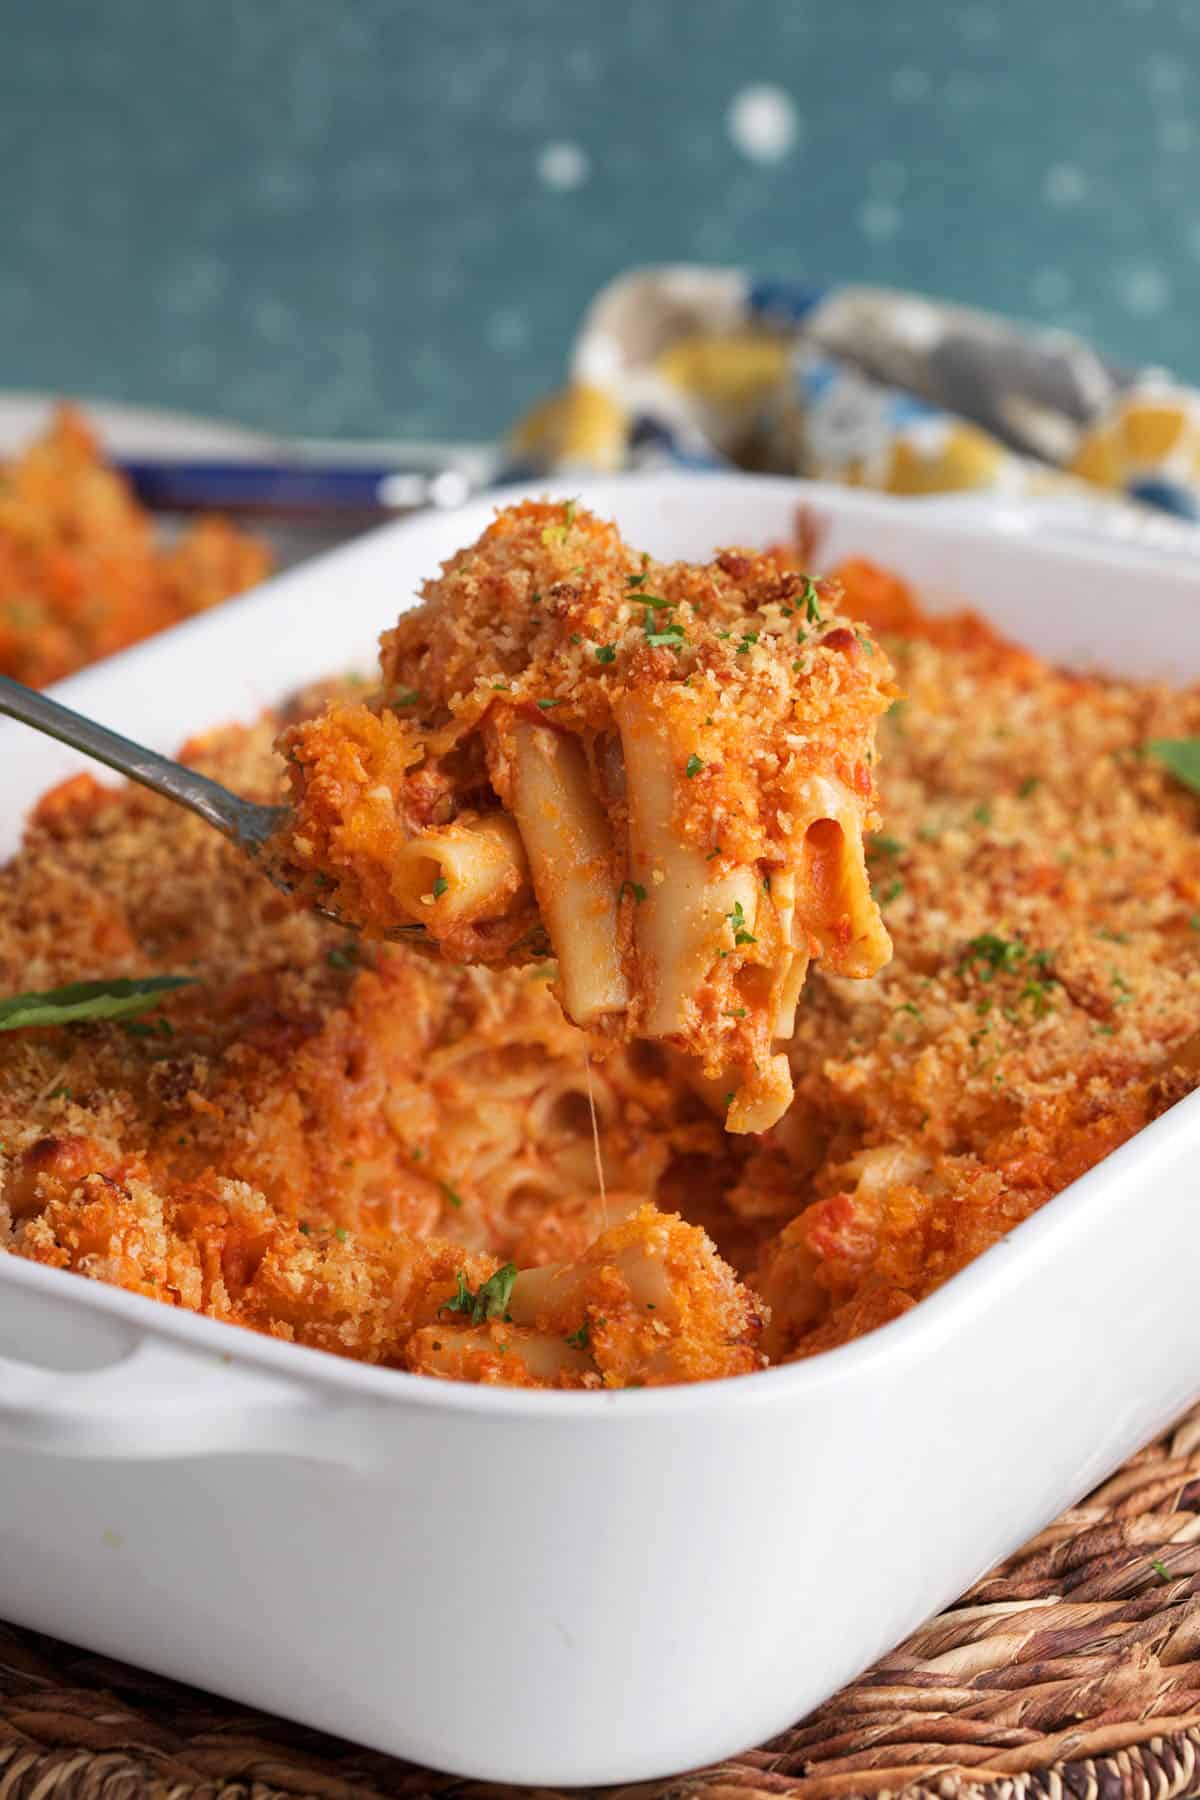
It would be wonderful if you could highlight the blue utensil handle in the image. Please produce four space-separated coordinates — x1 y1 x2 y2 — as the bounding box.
114 459 465 517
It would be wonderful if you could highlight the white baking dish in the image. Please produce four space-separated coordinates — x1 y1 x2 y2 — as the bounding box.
1 475 1198 1787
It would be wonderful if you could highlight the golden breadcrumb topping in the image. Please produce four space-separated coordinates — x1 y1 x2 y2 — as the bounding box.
0 551 1197 1385
0 407 271 686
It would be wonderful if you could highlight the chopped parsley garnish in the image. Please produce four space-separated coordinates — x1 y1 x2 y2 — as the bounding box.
49 1084 72 1100
854 628 875 657
623 881 647 904
569 632 581 645
431 876 449 899
1018 776 1041 797
723 1091 735 1109
802 578 822 624
327 942 359 969
1151 1557 1171 1582
335 1227 349 1243
685 754 704 778
725 1007 748 1019
1146 738 1200 794
736 632 759 654
536 697 563 710
959 934 1053 983
595 643 616 663
491 682 509 691
1019 979 1056 1019
441 1262 518 1325
393 688 420 707
645 627 685 648
727 900 756 946
706 846 722 860
626 572 647 589
441 1182 463 1209
881 879 904 905
895 1002 922 1018
638 594 674 611
972 802 994 826
123 1016 174 1040
0 976 194 1033
540 501 577 546
298 1221 311 1235
565 1321 590 1350
868 834 905 859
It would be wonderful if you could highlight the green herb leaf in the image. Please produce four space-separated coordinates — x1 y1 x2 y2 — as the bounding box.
540 500 576 546
442 1262 519 1325
959 935 1057 1007
565 1321 590 1350
594 644 616 664
868 834 905 859
685 753 704 779
335 1226 349 1243
803 578 822 624
727 900 757 946
0 976 194 1033
431 876 449 899
736 632 759 654
623 881 647 904
327 942 359 970
536 698 563 710
1146 738 1200 794
442 1182 463 1209
1018 775 1041 797
637 593 674 611
645 630 685 649
393 688 420 707
1151 1557 1171 1582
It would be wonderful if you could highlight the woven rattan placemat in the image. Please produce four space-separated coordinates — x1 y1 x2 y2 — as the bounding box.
6 1406 1200 1800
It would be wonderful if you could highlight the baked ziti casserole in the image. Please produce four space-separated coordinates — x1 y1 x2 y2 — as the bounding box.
1 509 1198 1389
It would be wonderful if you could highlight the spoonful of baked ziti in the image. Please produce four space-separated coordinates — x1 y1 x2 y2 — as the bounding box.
0 499 895 1132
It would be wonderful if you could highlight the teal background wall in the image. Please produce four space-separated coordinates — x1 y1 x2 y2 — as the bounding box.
3 0 1197 443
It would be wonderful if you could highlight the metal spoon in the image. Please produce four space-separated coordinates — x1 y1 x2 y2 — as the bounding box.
0 674 427 942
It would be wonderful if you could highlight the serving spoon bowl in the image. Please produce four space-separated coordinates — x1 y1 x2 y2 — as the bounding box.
0 673 428 943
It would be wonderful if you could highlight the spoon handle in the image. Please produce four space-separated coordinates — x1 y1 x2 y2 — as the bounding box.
0 674 288 855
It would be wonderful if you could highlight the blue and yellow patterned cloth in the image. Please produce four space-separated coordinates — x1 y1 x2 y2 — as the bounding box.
512 268 1200 523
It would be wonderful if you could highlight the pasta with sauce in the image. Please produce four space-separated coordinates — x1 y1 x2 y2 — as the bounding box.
275 501 895 1131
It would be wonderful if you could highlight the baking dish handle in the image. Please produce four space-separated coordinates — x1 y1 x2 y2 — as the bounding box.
0 1333 344 1461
